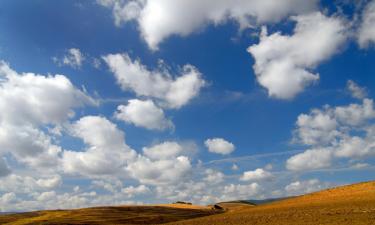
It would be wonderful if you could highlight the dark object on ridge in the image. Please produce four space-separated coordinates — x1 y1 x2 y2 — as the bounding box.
174 201 192 205
213 204 224 210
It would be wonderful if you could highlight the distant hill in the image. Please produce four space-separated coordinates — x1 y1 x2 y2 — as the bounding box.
245 196 293 205
1 181 375 224
0 205 222 225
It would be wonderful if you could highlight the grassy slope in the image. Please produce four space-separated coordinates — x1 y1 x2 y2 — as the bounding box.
1 181 375 225
0 205 222 225
170 181 375 225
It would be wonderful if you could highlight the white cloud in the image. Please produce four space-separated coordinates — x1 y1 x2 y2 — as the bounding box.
115 99 173 131
121 185 150 198
0 61 94 126
103 53 205 108
334 98 375 126
222 183 260 201
248 12 347 99
286 148 333 171
358 0 375 48
54 48 85 69
142 141 183 160
347 80 367 99
240 168 272 182
203 169 224 184
205 138 235 155
288 97 375 170
62 116 137 176
335 133 375 158
285 179 328 196
0 61 94 170
36 175 62 189
0 192 16 210
295 109 339 146
294 98 375 146
126 155 192 185
98 0 318 50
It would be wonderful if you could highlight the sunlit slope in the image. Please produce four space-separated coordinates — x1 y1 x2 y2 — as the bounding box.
0 205 221 225
170 181 375 225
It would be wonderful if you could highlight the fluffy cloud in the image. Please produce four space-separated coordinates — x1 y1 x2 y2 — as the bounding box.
115 99 173 131
248 12 347 99
126 155 192 185
222 183 260 201
358 0 375 48
121 185 150 198
142 141 183 160
53 48 85 69
205 138 235 155
0 62 94 126
36 175 62 189
0 61 94 170
103 53 205 108
240 168 273 182
98 0 317 50
285 179 328 196
62 116 137 176
347 80 367 99
0 174 63 194
288 97 375 171
286 148 333 171
203 169 224 184
294 108 339 146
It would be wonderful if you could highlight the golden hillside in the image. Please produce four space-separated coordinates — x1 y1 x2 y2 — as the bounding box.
171 180 375 225
1 180 375 225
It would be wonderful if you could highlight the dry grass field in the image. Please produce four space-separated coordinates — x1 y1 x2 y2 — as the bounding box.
0 204 222 225
171 180 375 225
1 180 375 225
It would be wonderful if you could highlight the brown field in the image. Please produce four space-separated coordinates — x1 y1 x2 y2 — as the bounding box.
171 180 375 225
1 180 375 225
0 205 222 225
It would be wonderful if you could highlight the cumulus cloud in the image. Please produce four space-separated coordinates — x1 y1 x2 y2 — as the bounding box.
248 12 347 99
240 168 273 182
142 141 183 160
286 148 333 171
98 0 318 50
203 169 224 184
285 179 328 196
294 108 339 146
53 48 85 69
0 61 94 170
122 185 150 198
288 97 375 171
358 0 375 48
115 99 173 131
36 175 62 189
103 53 205 108
62 116 137 176
222 183 260 201
205 138 235 155
347 80 367 99
126 155 192 185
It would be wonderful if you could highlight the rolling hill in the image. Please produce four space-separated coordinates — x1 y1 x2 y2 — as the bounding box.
1 180 375 224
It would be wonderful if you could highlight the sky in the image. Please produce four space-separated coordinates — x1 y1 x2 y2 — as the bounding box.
0 0 375 212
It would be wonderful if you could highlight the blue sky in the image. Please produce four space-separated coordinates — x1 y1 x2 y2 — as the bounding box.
0 0 375 211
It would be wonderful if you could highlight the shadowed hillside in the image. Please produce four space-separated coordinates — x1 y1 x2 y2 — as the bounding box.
0 205 222 225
